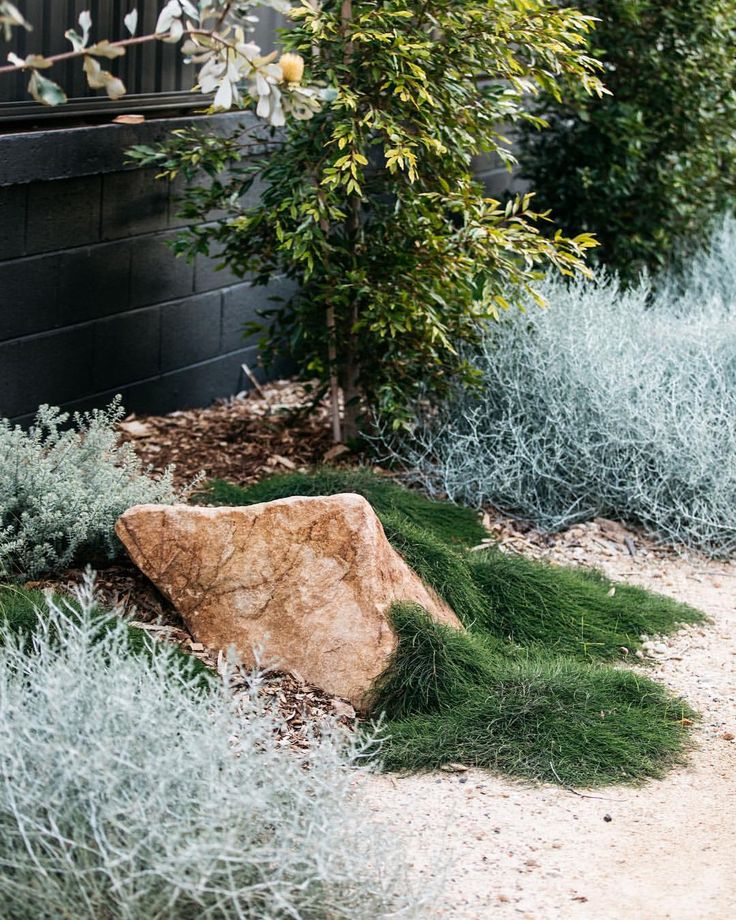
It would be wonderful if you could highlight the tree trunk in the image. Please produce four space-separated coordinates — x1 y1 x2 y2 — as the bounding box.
323 248 343 444
340 0 362 441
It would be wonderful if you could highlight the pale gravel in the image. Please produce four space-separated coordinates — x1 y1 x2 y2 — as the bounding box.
359 522 736 920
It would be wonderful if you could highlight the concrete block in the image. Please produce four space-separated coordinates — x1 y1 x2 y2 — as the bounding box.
26 176 101 254
161 291 221 371
130 233 194 307
0 254 59 341
102 169 170 240
0 185 26 261
92 306 161 390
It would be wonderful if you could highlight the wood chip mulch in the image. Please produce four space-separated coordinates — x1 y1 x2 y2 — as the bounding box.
117 378 336 489
27 379 363 749
128 622 359 748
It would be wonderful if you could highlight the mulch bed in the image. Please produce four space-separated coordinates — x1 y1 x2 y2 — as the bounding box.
33 561 359 745
27 380 360 742
39 379 341 628
27 376 697 744
117 378 337 489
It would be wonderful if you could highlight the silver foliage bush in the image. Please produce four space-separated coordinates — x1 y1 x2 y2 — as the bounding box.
0 399 179 578
0 578 423 919
384 226 736 555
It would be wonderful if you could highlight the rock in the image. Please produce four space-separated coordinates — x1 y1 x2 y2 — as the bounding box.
116 494 462 708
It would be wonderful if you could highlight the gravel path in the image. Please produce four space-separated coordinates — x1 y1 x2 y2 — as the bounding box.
361 536 736 919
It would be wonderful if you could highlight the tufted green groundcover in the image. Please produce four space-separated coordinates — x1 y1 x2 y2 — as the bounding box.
206 469 703 787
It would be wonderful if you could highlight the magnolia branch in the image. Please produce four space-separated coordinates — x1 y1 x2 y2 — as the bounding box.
0 26 246 77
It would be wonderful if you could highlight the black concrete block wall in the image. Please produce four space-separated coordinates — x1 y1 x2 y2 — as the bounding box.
0 112 293 426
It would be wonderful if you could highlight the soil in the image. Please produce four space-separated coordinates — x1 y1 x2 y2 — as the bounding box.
109 382 736 917
117 378 336 489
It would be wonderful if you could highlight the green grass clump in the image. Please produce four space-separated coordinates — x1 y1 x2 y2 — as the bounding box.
374 605 694 785
207 469 704 786
468 549 704 660
0 584 212 685
207 469 702 662
380 512 490 627
204 467 488 548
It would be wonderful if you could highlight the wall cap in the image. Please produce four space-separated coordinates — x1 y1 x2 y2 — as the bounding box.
0 111 273 187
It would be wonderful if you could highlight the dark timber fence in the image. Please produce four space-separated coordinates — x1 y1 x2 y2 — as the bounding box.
0 1 282 123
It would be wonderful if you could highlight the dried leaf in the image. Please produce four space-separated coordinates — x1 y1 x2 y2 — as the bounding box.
113 114 145 124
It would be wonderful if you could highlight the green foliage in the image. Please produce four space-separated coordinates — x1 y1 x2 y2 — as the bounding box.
212 469 702 784
375 605 694 785
379 512 489 626
212 468 701 661
468 550 704 659
204 467 488 548
519 0 736 278
0 583 212 685
371 603 505 719
0 400 181 580
135 1 603 431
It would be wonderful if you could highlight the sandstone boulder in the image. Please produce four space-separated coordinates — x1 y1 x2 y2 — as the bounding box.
116 494 462 708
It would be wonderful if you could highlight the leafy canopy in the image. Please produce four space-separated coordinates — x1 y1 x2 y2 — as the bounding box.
519 0 736 279
135 0 603 433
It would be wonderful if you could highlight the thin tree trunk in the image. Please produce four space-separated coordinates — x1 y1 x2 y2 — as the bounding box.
314 27 343 445
342 197 361 441
326 303 343 444
340 0 362 441
321 217 343 445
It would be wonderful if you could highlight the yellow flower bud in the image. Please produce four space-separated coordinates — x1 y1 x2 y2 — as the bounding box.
279 52 305 85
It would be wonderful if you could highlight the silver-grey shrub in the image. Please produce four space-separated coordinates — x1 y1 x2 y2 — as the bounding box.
385 232 736 555
0 399 179 578
0 579 422 919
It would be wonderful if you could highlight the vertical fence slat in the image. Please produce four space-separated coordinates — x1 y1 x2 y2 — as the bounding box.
0 1 284 109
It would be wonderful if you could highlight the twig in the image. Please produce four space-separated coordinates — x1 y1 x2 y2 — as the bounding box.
241 363 269 403
0 33 156 75
0 24 244 78
549 762 619 801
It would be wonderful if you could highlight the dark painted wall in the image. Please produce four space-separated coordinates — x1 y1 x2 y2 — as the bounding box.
0 112 294 426
0 111 519 427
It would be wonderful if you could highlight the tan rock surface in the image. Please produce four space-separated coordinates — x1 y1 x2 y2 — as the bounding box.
116 493 461 707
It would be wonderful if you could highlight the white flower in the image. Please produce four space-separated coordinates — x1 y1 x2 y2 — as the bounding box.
283 85 323 121
213 77 233 110
156 0 182 41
